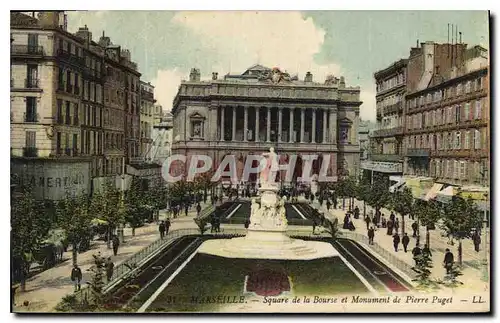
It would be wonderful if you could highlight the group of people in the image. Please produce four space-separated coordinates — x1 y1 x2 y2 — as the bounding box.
158 219 171 239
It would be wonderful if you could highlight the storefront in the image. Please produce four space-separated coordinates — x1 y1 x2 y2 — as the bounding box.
11 159 91 200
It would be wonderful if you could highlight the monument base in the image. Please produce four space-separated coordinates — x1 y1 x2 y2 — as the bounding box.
198 230 339 260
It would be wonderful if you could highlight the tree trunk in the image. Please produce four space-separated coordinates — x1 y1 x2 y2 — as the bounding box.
107 227 112 249
19 260 26 292
342 198 345 210
363 200 366 217
401 214 406 235
426 226 430 248
458 239 463 266
132 227 136 237
72 243 78 266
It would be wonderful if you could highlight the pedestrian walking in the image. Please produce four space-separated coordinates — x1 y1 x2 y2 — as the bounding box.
354 206 360 220
184 204 189 216
312 221 317 234
387 220 394 235
381 215 387 228
105 257 114 283
368 227 375 245
393 233 400 252
394 218 400 234
159 221 166 239
70 264 82 292
402 233 410 253
422 244 432 257
412 244 422 266
196 203 202 216
112 235 120 256
326 200 332 210
473 231 481 252
411 221 418 237
165 218 171 235
343 213 350 230
244 219 250 229
443 248 454 275
365 216 371 230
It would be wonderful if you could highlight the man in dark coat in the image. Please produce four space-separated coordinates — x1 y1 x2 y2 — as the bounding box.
402 233 410 253
387 219 394 235
443 248 454 274
343 214 350 229
473 231 481 252
105 257 114 283
393 233 400 252
411 221 418 238
112 235 120 256
389 212 396 223
365 216 371 230
354 206 360 219
412 244 422 266
196 203 202 216
165 218 171 235
422 244 432 257
159 221 166 239
184 204 189 216
326 200 332 210
368 227 375 245
71 264 83 291
244 219 250 229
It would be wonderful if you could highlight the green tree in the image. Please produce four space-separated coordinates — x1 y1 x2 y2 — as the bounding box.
124 176 148 236
391 186 414 235
11 185 53 291
412 250 438 290
366 173 391 216
56 194 93 266
356 178 371 218
88 252 106 306
89 182 124 248
441 196 483 265
414 199 441 248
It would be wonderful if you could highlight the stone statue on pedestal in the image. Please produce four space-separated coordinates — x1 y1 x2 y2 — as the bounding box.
259 147 279 189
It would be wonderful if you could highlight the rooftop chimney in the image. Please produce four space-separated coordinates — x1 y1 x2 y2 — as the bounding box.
339 76 346 88
212 72 218 80
75 25 92 45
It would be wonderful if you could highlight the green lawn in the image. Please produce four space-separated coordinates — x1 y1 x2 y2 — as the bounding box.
147 253 368 312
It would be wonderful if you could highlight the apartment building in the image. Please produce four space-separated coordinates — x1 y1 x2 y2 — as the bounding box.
139 81 155 161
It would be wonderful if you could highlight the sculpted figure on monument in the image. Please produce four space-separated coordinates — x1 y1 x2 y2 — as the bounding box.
250 198 262 226
260 147 279 188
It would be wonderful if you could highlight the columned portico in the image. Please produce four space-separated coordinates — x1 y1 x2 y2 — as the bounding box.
289 107 294 143
266 106 271 142
255 107 260 142
300 108 305 143
278 107 283 142
323 108 328 143
243 106 248 141
311 108 316 143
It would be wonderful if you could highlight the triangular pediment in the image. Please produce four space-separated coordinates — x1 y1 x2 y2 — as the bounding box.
242 64 271 75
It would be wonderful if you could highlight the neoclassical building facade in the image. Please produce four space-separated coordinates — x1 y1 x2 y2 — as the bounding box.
170 65 362 184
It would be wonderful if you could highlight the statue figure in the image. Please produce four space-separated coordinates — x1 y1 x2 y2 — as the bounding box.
276 198 287 227
260 147 279 187
250 198 261 226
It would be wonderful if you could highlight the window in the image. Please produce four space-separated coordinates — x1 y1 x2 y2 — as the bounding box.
58 67 64 89
456 83 462 96
474 100 482 119
455 131 461 149
65 101 71 125
74 104 79 125
460 161 466 179
446 160 451 178
57 99 63 124
455 105 461 123
73 134 78 151
447 132 452 150
25 97 37 122
426 93 432 104
27 34 38 51
56 132 61 153
465 131 471 149
464 103 470 121
447 106 452 124
25 131 36 148
26 64 38 88
430 133 434 150
474 129 481 149
476 77 482 91
465 81 471 93
437 133 441 150
454 160 459 179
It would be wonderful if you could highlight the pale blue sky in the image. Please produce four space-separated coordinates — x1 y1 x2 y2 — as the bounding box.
67 10 489 121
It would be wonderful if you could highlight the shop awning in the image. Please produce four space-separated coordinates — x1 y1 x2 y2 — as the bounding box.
435 186 457 203
389 180 406 193
404 176 434 199
423 183 444 201
459 186 489 201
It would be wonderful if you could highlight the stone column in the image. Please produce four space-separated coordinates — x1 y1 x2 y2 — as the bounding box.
311 108 316 143
266 106 271 142
300 108 305 143
289 107 294 143
255 107 260 142
244 106 248 141
209 105 218 141
232 106 237 141
220 106 225 141
278 107 283 142
329 106 337 143
323 108 328 143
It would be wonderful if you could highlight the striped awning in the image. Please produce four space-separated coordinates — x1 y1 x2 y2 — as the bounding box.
436 186 457 203
423 183 444 201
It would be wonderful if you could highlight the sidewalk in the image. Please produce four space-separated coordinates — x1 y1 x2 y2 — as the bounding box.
319 200 488 292
13 205 205 313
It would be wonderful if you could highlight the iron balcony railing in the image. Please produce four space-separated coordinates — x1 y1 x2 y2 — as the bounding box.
371 126 404 138
369 153 403 163
22 147 38 157
25 78 39 88
406 148 430 157
11 45 44 55
23 112 39 123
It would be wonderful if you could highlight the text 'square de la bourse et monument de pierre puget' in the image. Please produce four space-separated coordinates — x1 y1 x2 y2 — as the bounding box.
170 65 362 183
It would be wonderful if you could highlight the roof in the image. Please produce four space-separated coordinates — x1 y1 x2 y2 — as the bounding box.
242 64 271 75
10 12 40 27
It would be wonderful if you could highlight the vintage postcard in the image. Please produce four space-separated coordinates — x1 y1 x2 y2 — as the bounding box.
10 10 490 314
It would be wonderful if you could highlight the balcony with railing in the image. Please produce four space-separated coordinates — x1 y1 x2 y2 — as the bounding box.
361 160 403 173
406 148 430 157
369 153 403 162
370 126 403 138
23 147 38 157
23 112 39 123
56 49 86 66
11 45 44 56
